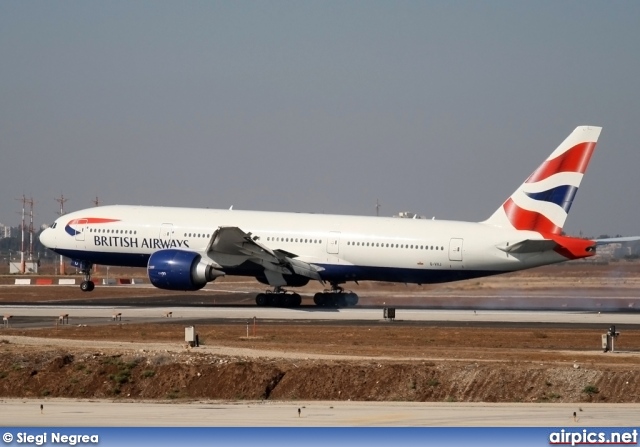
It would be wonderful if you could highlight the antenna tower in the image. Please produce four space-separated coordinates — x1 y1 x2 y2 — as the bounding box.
15 195 27 273
27 197 34 261
92 196 100 274
55 194 69 275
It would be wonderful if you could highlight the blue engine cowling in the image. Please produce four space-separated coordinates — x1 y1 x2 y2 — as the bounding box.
147 249 223 291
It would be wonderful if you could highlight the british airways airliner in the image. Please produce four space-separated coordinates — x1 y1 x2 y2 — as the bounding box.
40 126 606 307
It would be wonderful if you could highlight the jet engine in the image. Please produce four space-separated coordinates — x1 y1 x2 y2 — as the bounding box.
147 249 224 291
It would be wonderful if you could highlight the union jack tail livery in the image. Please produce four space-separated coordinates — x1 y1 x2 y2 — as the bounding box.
484 126 602 235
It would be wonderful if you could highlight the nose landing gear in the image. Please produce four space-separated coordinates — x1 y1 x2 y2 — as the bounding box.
75 261 95 292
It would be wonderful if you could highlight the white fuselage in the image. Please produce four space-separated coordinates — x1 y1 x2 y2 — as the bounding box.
40 205 569 286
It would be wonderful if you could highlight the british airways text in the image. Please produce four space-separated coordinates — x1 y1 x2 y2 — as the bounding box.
93 236 190 249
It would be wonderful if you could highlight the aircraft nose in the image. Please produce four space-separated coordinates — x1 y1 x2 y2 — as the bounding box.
39 228 56 249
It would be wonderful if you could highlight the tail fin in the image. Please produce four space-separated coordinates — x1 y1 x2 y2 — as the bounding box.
483 126 602 235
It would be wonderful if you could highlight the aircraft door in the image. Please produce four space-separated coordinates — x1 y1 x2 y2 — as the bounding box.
159 223 174 247
74 219 87 245
449 238 463 261
326 231 340 255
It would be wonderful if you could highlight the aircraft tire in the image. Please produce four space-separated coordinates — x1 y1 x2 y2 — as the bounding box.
345 292 358 306
291 293 302 307
256 293 267 306
80 281 94 292
313 292 325 306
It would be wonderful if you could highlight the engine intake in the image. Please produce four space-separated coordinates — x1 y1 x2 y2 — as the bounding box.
148 249 224 291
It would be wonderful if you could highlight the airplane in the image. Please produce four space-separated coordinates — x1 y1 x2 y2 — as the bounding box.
40 126 610 307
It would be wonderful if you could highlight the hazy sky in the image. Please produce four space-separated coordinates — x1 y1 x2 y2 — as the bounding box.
1 1 639 237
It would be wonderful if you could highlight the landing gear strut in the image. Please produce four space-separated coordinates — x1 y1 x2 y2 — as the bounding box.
255 286 302 307
78 262 95 292
313 283 358 307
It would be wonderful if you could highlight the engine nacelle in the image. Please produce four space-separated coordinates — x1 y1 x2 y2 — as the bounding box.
148 249 224 291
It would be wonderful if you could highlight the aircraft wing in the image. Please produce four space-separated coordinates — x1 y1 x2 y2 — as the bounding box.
206 226 324 282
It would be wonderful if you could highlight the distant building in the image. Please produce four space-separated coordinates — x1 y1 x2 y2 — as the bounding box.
0 223 11 238
592 243 620 261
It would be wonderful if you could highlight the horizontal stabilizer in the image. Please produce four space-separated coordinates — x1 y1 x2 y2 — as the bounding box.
595 236 640 245
498 239 558 254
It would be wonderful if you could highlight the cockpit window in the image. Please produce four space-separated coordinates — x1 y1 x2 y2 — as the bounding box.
51 223 57 229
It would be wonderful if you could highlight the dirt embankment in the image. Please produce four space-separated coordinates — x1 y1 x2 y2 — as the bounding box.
1 323 639 403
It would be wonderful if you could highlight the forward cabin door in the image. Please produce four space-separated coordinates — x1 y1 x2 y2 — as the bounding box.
75 219 87 249
449 238 463 261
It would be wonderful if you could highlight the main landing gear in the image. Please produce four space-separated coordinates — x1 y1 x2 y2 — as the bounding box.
78 262 95 292
255 286 302 307
254 284 359 308
313 283 358 307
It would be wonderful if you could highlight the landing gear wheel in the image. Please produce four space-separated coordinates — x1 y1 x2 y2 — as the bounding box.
345 292 358 306
256 286 303 308
313 284 359 308
78 261 95 292
80 280 95 292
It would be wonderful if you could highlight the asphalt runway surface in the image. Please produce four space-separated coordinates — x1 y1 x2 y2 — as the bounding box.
1 296 639 329
3 399 640 427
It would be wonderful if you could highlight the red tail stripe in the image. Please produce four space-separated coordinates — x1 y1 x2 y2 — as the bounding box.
526 142 596 183
503 198 561 234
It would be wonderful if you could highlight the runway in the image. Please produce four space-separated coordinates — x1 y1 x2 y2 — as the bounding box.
2 399 639 427
1 304 639 329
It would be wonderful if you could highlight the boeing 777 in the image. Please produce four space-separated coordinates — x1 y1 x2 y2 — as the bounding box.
40 126 608 307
